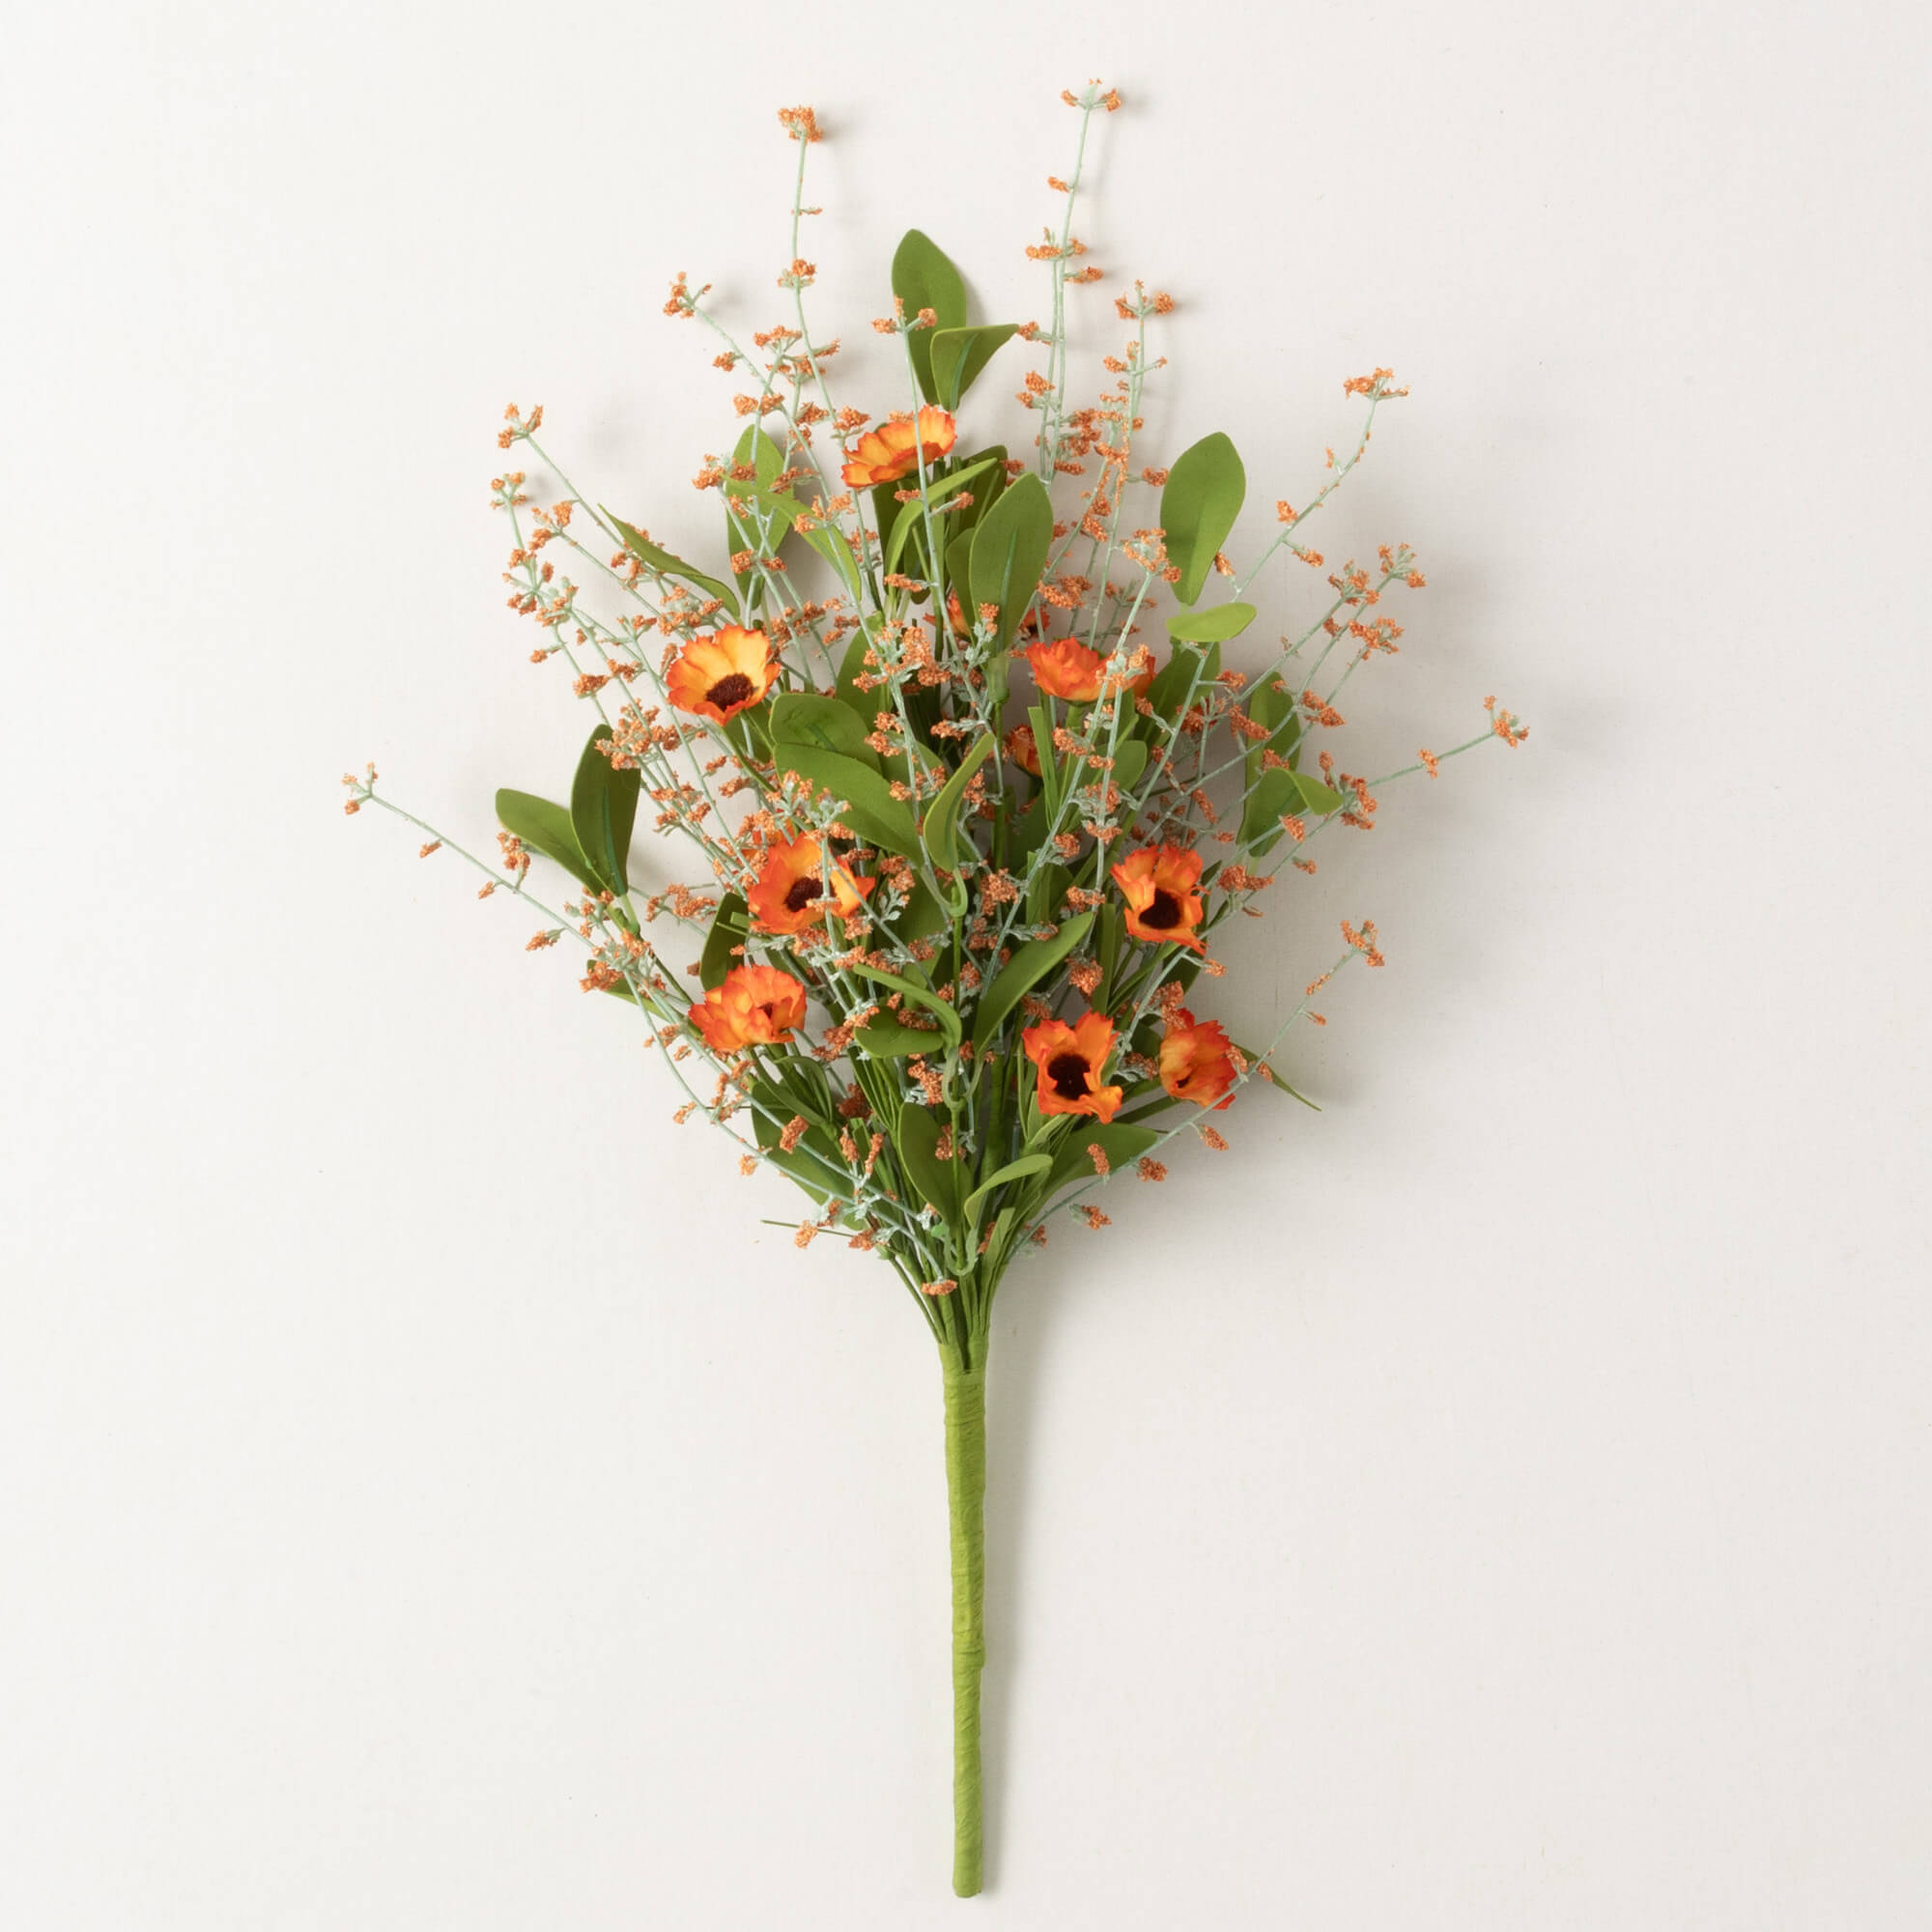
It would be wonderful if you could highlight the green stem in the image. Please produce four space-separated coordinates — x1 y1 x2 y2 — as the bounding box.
941 1342 987 1896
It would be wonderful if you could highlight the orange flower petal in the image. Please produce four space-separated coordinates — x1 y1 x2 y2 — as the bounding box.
689 963 808 1052
667 625 780 724
746 835 874 935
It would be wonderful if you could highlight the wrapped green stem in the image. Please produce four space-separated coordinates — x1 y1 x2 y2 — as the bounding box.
942 1348 987 1896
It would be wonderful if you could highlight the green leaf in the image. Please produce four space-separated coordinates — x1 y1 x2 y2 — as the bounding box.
842 961 963 1049
892 1105 960 1218
724 426 802 546
970 473 1053 655
1095 901 1122 1005
834 630 877 728
1043 1122 1161 1197
928 324 1018 411
700 892 749 990
922 732 996 878
1147 640 1221 724
1111 736 1149 798
798 517 863 598
569 724 639 896
771 692 880 769
1238 1049 1321 1109
1160 432 1246 606
891 229 969 403
752 1083 844 1204
1238 673 1309 850
887 875 950 947
1167 601 1257 643
881 455 1005 575
495 787 596 887
1291 770 1346 815
603 509 734 609
962 1152 1052 1222
949 446 1007 540
771 742 921 857
972 909 1095 1044
855 1014 948 1058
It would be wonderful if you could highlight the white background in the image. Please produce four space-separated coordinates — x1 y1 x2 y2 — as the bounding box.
5 1 1929 1924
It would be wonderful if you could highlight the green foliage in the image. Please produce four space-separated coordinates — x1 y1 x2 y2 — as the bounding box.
892 229 969 403
495 787 594 887
970 474 1052 655
923 733 996 879
772 692 880 769
961 1153 1052 1223
604 510 734 609
1159 432 1246 606
883 456 1005 575
928 325 1019 411
894 1104 960 1217
1167 601 1257 643
570 725 639 895
843 960 965 1050
973 910 1094 1044
1042 1122 1160 1197
701 893 749 990
772 742 922 856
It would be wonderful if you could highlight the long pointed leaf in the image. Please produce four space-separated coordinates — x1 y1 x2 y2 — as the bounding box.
570 724 639 895
971 910 1094 1044
922 733 996 878
603 510 734 609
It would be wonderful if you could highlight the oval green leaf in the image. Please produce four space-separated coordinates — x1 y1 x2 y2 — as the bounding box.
1167 600 1257 643
771 692 879 769
855 1014 948 1058
772 742 921 857
1043 1122 1160 1197
970 473 1052 655
1160 432 1246 606
892 229 969 403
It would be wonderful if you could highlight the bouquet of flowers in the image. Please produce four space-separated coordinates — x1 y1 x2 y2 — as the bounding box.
346 82 1523 1895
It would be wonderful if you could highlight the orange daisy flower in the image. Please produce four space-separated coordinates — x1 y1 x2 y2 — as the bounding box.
1110 843 1207 952
666 625 780 724
1158 1008 1236 1110
1022 1009 1123 1122
746 834 876 935
840 406 957 488
1004 722 1042 777
688 963 808 1053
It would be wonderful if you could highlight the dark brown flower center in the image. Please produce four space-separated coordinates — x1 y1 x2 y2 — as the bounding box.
706 671 755 711
1141 887 1184 930
1046 1051 1091 1101
781 875 825 914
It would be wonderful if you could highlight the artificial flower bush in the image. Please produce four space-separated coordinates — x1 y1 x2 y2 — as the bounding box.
347 83 1523 1895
